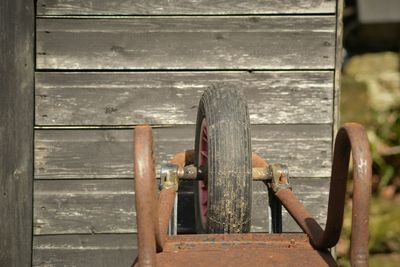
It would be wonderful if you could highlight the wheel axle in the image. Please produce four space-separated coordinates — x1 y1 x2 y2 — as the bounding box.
160 163 291 190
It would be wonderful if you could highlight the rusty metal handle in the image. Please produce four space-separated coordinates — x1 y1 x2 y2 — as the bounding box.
156 188 176 250
134 126 176 267
275 123 372 267
134 126 158 267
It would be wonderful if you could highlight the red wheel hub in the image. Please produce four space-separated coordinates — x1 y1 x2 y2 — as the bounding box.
198 118 208 227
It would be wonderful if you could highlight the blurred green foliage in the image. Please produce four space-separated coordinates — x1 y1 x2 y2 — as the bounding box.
341 52 400 191
338 197 400 266
338 198 400 266
339 52 400 266
369 198 400 254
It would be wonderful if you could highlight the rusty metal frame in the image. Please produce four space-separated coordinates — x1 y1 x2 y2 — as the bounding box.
134 126 176 267
273 123 372 266
133 123 372 267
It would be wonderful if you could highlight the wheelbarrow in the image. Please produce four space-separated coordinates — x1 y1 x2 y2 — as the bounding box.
132 85 372 267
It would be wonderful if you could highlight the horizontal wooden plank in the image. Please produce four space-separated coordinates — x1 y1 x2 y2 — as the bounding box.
34 180 136 235
37 0 335 16
36 16 336 70
33 234 137 267
34 125 332 179
33 180 267 234
35 71 333 125
33 178 329 235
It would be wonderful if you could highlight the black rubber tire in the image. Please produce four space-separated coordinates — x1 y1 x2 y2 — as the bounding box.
194 84 252 234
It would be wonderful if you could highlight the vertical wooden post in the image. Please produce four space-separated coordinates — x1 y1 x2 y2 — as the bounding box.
0 0 34 266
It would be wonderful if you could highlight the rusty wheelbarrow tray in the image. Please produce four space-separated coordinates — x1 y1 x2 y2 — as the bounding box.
133 123 371 267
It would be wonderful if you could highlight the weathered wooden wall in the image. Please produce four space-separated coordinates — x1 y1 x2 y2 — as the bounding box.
36 17 335 70
33 1 340 266
0 0 34 266
36 72 334 125
37 0 335 15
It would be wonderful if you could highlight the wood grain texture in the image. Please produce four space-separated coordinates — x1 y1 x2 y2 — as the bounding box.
36 16 336 70
34 180 136 235
33 179 328 234
36 71 334 125
37 0 335 16
0 0 34 266
35 125 332 179
333 0 344 136
33 234 137 267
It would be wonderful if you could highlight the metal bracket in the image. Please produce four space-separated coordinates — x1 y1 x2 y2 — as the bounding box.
270 163 291 193
160 163 179 191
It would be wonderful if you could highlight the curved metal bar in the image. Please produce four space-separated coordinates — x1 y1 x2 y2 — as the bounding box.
134 125 158 267
156 188 176 251
134 126 177 266
275 123 372 266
